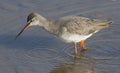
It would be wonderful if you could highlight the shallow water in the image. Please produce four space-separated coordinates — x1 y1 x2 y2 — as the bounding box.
0 0 120 73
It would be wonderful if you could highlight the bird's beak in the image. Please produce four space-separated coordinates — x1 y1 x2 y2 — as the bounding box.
15 22 31 40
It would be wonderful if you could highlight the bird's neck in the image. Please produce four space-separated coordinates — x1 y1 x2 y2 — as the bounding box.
40 18 58 35
40 19 50 29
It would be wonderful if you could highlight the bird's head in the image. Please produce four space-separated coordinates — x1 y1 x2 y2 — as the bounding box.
15 12 46 39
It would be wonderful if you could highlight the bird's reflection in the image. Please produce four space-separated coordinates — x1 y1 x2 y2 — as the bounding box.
74 49 86 63
50 50 95 73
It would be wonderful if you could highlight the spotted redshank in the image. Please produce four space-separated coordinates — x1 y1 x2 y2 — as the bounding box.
15 13 112 57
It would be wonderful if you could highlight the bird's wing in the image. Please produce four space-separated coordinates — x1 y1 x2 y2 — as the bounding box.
55 16 112 35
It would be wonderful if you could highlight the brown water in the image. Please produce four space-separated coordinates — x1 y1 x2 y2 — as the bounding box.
0 0 120 73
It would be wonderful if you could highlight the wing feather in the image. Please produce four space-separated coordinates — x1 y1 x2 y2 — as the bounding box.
53 16 112 35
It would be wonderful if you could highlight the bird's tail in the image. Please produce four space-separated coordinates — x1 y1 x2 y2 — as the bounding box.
94 19 113 30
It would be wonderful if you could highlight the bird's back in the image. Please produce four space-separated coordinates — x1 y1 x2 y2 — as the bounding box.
53 16 112 35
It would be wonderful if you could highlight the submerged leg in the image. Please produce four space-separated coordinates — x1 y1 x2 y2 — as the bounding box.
74 42 77 57
80 49 86 58
80 40 87 50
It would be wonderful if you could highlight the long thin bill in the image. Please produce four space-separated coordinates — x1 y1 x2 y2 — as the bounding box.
15 23 30 40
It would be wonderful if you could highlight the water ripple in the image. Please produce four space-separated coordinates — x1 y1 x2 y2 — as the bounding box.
26 48 59 61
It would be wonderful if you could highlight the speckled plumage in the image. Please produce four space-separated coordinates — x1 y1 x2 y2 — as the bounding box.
53 16 112 35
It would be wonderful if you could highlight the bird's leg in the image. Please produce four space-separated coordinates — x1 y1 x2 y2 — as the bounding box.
74 42 77 58
80 40 87 50
74 56 77 64
80 49 86 58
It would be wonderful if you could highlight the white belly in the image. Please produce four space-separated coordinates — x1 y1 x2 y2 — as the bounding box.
59 33 93 43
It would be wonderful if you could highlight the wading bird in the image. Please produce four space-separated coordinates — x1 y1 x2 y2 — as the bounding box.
15 13 112 57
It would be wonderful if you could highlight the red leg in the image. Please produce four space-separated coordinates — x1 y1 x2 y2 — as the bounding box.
80 40 86 50
74 42 77 57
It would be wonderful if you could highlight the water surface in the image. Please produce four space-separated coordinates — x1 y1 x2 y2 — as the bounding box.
0 0 120 73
